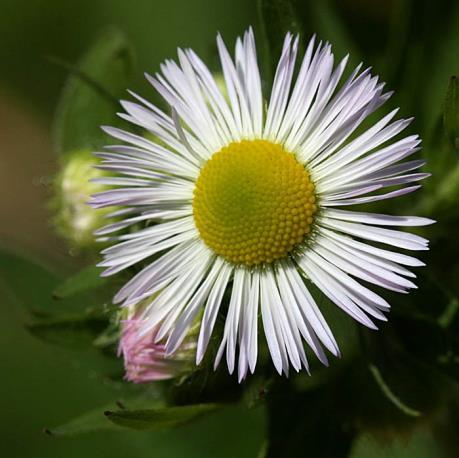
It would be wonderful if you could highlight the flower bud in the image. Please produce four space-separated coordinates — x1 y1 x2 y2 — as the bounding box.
53 149 111 248
118 315 197 383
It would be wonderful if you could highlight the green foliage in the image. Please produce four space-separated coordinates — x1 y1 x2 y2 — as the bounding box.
0 249 117 357
444 76 459 150
46 398 164 436
26 314 109 349
46 401 130 436
53 265 107 299
53 27 133 153
105 403 220 431
0 250 60 316
0 249 102 317
45 399 267 458
46 397 220 437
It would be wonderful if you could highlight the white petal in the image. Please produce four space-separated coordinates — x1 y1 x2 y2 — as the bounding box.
196 263 233 364
165 257 223 354
320 227 425 268
324 209 435 227
314 239 415 293
298 254 377 329
282 264 339 357
214 268 246 373
321 218 429 251
260 271 285 375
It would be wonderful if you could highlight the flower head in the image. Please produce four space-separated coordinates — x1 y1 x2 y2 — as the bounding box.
90 29 433 381
54 149 113 247
119 316 196 383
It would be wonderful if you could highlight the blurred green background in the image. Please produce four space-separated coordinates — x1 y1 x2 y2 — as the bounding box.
0 0 458 456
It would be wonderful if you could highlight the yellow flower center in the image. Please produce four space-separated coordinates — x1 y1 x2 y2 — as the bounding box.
192 140 317 266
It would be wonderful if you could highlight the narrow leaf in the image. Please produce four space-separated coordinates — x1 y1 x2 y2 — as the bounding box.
0 250 57 315
0 249 86 316
104 403 220 431
46 398 163 436
53 265 107 299
27 314 109 349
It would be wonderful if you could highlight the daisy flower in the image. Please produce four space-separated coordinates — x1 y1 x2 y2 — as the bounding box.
90 28 433 381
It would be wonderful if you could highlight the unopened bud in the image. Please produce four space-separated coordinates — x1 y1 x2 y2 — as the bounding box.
118 312 198 383
53 149 111 248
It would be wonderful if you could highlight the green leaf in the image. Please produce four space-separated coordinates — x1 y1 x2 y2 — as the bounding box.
104 403 220 431
53 27 133 153
46 398 163 436
0 250 58 315
93 318 121 349
48 401 266 458
0 249 91 317
26 314 109 349
444 75 459 149
0 248 106 319
0 251 116 357
46 405 121 436
53 265 107 299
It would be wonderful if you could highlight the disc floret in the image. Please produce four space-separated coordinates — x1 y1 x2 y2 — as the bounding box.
193 140 317 266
